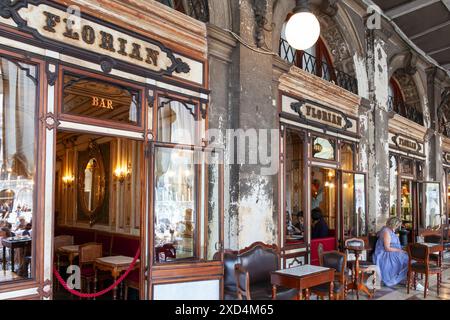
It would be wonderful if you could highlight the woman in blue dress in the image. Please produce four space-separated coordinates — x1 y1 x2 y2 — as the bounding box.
373 217 409 287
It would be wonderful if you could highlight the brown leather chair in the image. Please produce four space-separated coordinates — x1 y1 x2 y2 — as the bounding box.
424 234 442 265
234 242 297 300
407 243 442 299
78 243 103 295
311 251 347 300
220 250 239 300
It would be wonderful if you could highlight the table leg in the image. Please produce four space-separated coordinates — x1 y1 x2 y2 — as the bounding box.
2 246 5 272
297 289 303 300
329 281 334 300
11 248 15 273
272 285 277 300
355 252 360 300
94 268 98 301
112 276 118 300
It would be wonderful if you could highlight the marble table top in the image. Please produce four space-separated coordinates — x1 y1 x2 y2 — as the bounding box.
273 264 332 277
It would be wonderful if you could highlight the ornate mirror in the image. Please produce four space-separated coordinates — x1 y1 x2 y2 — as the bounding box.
78 141 106 225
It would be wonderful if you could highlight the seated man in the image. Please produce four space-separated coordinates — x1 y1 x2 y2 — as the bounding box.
311 208 329 239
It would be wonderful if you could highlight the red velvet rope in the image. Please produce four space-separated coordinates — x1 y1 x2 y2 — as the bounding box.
53 248 141 299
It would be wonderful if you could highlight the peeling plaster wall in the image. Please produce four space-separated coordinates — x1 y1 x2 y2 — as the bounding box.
366 36 391 232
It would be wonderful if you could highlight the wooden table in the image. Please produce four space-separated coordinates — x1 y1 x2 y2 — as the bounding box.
345 245 373 299
421 242 444 267
2 237 32 273
94 255 140 300
57 245 80 267
271 264 335 300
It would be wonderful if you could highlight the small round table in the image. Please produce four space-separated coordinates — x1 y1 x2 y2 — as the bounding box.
345 245 374 300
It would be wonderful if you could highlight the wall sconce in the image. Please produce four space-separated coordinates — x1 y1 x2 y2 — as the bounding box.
114 164 131 183
62 175 75 187
313 143 323 154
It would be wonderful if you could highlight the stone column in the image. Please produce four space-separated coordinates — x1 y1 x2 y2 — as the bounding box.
228 0 278 248
365 29 391 232
426 67 444 182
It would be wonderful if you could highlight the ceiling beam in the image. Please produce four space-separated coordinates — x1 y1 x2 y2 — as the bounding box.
410 20 450 39
442 0 450 11
428 44 450 56
385 0 440 19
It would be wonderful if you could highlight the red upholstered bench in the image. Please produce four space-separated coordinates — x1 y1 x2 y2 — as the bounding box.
95 232 113 257
111 234 140 257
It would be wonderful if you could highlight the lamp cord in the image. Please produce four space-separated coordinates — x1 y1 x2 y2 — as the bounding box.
225 29 279 57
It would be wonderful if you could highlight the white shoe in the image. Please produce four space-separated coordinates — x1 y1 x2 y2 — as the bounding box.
415 283 425 292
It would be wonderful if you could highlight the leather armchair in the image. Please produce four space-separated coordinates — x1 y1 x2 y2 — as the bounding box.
233 242 297 300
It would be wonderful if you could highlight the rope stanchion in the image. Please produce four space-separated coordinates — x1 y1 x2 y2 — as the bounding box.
53 248 141 299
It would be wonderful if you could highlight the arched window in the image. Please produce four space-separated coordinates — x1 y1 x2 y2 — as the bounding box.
388 78 405 115
157 0 209 22
388 76 423 125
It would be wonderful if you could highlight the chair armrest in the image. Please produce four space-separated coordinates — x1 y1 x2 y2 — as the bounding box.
234 264 250 300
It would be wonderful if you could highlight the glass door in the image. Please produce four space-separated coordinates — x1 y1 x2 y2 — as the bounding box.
341 172 368 245
419 182 442 233
151 144 223 264
310 166 337 239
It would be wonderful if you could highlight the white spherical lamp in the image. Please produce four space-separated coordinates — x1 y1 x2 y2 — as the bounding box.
285 1 321 50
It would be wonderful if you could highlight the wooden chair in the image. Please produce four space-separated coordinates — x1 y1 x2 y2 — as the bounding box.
344 238 377 295
407 243 442 299
54 235 74 268
318 243 324 267
78 243 103 296
311 250 347 300
424 234 442 266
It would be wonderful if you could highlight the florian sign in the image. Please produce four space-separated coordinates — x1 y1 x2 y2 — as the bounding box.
391 133 424 155
0 1 190 75
290 100 353 131
444 153 450 164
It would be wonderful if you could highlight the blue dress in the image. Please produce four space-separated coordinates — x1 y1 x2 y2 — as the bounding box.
373 227 409 287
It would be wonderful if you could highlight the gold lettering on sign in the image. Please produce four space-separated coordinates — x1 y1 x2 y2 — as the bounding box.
398 137 417 151
92 97 114 110
305 105 343 127
40 11 161 68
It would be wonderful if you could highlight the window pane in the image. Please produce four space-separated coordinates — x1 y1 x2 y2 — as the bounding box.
389 156 398 217
355 174 367 237
342 173 354 238
157 98 196 145
154 147 196 262
400 158 413 175
63 73 141 126
312 137 335 161
285 131 304 244
343 173 367 238
422 183 441 230
0 57 37 282
401 180 413 229
341 143 354 171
